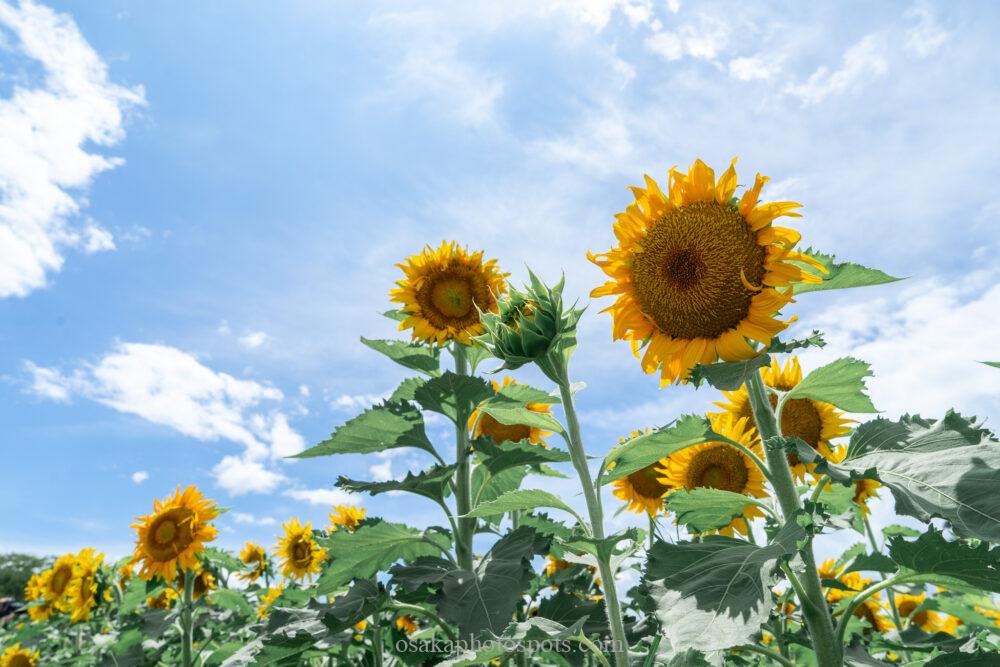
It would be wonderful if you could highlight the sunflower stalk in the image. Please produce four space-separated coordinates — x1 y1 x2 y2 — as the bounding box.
745 371 842 667
452 343 475 572
180 567 195 667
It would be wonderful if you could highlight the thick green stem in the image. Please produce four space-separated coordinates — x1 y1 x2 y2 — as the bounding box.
835 575 907 646
372 618 385 667
746 372 841 667
181 568 195 667
557 363 629 667
453 344 475 571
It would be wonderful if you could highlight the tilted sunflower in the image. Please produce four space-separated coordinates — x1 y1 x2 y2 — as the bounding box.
275 518 328 582
238 542 268 583
712 356 852 480
469 377 553 446
391 241 508 346
589 158 826 384
329 504 366 532
146 587 178 610
257 584 284 619
0 644 40 667
611 429 671 517
40 553 77 611
66 548 104 623
186 568 217 601
23 574 53 623
131 485 220 582
895 592 956 634
657 413 768 536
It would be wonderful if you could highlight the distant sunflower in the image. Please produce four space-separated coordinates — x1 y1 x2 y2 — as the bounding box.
353 619 368 640
851 478 882 516
275 518 328 582
396 615 418 635
238 542 268 584
118 561 135 587
0 644 40 667
658 413 767 536
589 158 825 384
66 548 104 623
257 585 283 619
41 553 77 611
23 574 53 623
469 377 553 446
612 429 670 517
189 568 217 601
713 356 851 480
828 571 893 635
329 505 366 532
895 592 954 634
391 241 508 345
544 555 572 577
131 486 220 582
146 587 178 610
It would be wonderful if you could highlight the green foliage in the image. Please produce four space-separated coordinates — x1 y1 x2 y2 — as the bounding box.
295 400 439 460
600 414 717 484
413 371 493 423
768 330 827 353
785 357 877 413
475 391 564 434
337 464 456 503
0 552 45 600
790 248 902 295
688 353 771 390
889 528 1000 592
361 336 441 375
474 437 571 474
665 488 762 533
465 488 581 524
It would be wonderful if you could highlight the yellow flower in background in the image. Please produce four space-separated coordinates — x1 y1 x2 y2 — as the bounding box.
895 592 957 634
257 585 284 619
131 485 220 581
23 574 53 623
658 413 768 536
146 587 178 610
118 560 136 587
275 518 328 582
353 619 368 640
713 357 852 480
66 548 104 623
469 377 553 446
391 241 508 345
41 553 77 610
544 555 572 577
329 505 366 532
395 615 418 634
238 542 268 583
611 429 670 517
189 568 217 601
589 158 826 384
975 606 1000 628
851 477 882 516
0 643 40 667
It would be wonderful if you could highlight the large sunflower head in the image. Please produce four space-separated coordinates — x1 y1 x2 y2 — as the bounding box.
657 413 767 536
469 377 554 446
66 548 104 623
275 518 328 582
713 356 852 480
589 158 826 385
329 505 366 532
238 542 268 583
131 486 220 582
390 241 508 346
0 644 40 667
611 429 671 517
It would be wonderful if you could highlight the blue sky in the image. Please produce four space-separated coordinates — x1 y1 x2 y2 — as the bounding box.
1 0 998 561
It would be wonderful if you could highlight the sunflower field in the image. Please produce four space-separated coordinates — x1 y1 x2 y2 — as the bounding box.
5 158 1000 666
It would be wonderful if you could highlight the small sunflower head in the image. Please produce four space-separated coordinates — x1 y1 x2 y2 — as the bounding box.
1 643 40 667
329 505 366 533
257 584 284 619
477 270 585 383
238 542 268 583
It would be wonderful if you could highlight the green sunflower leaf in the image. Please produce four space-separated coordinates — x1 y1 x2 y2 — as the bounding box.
438 616 588 667
791 248 903 295
294 400 438 459
882 524 921 538
515 512 575 541
768 330 827 353
361 336 441 376
688 353 771 391
474 437 571 475
924 651 1000 666
600 415 717 485
412 371 493 424
889 528 1000 592
316 523 451 595
784 357 877 413
390 376 427 402
665 488 763 533
842 552 898 575
208 588 254 617
644 519 805 656
475 391 564 435
465 489 583 526
382 309 408 322
496 381 560 405
472 465 528 513
982 361 1000 369
336 464 456 503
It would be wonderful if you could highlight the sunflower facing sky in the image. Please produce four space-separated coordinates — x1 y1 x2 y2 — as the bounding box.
274 518 328 582
391 241 508 346
658 413 768 536
589 158 826 384
612 429 671 517
238 542 268 583
328 504 366 532
131 486 220 582
713 356 852 480
469 376 553 446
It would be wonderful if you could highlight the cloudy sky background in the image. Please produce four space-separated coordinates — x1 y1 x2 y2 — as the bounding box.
2 0 998 563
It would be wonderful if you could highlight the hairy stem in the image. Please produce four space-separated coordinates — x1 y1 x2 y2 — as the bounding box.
453 344 475 571
557 361 629 667
180 568 195 667
746 371 842 667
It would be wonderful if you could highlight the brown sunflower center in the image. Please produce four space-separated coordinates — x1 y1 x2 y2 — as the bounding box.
291 539 313 567
49 565 73 596
478 413 533 444
627 465 670 500
7 654 32 667
685 445 749 493
630 201 766 340
416 268 489 330
897 599 917 618
144 508 196 562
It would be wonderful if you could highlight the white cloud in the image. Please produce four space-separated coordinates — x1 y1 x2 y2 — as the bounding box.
283 487 359 506
213 456 286 496
369 458 394 483
0 0 144 298
130 470 148 485
24 342 306 493
904 2 948 58
728 56 779 81
784 33 889 105
805 272 1000 419
232 512 277 526
298 384 310 398
331 392 387 412
238 330 271 350
646 17 729 62
528 103 635 176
